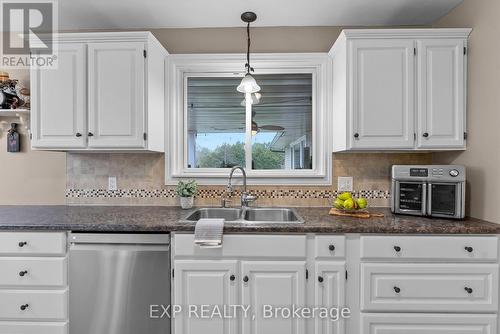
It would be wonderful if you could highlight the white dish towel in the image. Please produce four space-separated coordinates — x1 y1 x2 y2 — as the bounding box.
194 218 225 248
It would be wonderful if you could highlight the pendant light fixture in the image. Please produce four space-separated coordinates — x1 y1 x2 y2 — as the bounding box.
237 12 261 94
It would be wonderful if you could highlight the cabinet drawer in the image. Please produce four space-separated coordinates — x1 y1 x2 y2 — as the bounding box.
174 234 306 258
361 314 497 334
0 289 68 320
0 257 67 287
361 263 498 312
314 236 346 258
361 236 498 261
0 232 66 256
0 321 68 334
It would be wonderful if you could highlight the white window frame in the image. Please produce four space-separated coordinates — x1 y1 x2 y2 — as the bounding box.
165 53 332 185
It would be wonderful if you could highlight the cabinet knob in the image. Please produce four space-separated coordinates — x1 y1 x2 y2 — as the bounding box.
423 132 429 138
328 244 335 251
230 275 235 281
318 276 324 283
243 276 249 283
19 270 28 277
465 287 473 294
20 304 29 311
88 132 94 137
394 286 401 293
465 246 474 253
354 133 359 138
394 246 401 252
75 133 82 137
18 241 27 248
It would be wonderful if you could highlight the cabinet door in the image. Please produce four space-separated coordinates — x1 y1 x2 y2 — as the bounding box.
361 313 497 334
173 260 238 334
350 39 415 149
315 262 346 334
87 42 145 148
31 43 86 148
241 261 306 334
417 39 466 149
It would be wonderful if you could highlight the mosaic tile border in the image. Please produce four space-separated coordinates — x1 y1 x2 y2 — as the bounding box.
66 188 391 200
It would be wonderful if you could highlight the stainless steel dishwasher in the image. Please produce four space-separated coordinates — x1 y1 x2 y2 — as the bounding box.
69 233 170 334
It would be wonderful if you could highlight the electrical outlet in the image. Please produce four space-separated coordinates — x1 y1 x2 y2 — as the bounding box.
338 176 353 192
108 176 117 191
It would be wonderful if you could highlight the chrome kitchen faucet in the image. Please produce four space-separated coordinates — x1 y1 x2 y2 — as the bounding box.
226 166 257 207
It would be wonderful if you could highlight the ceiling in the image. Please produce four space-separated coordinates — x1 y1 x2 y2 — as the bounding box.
59 0 463 30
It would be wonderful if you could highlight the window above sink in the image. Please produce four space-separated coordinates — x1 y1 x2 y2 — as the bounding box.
165 53 332 185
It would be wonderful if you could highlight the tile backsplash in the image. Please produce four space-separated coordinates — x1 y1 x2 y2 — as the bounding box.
66 152 433 207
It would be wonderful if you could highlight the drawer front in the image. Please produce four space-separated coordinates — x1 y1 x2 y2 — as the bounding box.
361 263 498 312
0 289 68 320
0 257 67 287
314 235 346 258
0 232 66 256
174 234 307 258
361 236 498 261
361 314 497 334
0 321 68 334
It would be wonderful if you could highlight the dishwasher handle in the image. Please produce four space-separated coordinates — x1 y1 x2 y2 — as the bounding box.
69 233 170 245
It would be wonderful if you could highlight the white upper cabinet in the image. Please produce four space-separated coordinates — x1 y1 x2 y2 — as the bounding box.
417 39 466 149
350 39 415 149
330 29 471 152
87 42 145 148
31 32 168 151
31 43 87 149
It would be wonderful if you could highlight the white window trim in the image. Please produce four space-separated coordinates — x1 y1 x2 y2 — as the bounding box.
165 53 332 185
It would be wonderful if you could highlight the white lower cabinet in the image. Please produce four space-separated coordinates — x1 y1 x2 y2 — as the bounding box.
173 260 238 334
241 261 306 334
0 232 68 334
172 234 499 334
0 321 68 334
315 262 346 334
361 263 499 312
361 313 497 334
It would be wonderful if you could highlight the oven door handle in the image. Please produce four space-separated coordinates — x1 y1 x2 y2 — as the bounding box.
426 182 432 216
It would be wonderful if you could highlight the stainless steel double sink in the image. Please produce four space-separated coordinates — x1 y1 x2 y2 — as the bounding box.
180 207 304 224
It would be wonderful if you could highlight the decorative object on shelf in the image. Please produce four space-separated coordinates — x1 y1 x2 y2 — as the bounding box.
0 78 28 109
176 180 198 209
7 123 20 152
0 71 9 82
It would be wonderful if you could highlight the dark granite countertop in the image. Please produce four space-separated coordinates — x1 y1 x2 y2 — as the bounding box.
0 206 498 234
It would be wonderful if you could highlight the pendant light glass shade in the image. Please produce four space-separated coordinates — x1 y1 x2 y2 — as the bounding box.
237 73 261 93
240 92 261 106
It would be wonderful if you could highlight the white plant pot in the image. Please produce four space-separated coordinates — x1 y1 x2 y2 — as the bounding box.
180 196 194 209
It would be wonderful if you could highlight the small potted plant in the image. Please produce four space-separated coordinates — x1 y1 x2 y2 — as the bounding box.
176 180 198 209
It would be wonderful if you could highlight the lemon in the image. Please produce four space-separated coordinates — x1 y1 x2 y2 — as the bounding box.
343 198 355 210
357 198 368 209
333 198 344 209
338 192 352 201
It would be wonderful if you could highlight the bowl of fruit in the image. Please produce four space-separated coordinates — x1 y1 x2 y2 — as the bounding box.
333 192 368 211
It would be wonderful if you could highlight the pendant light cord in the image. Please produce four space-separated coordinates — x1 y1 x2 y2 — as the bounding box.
245 22 253 74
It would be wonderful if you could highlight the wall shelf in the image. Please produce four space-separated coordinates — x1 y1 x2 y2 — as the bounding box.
0 109 30 117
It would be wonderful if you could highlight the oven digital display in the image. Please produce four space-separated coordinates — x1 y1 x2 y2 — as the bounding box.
410 168 428 177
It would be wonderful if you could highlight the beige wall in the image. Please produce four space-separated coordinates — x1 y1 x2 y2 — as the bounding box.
0 118 66 205
0 70 66 205
433 0 500 222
